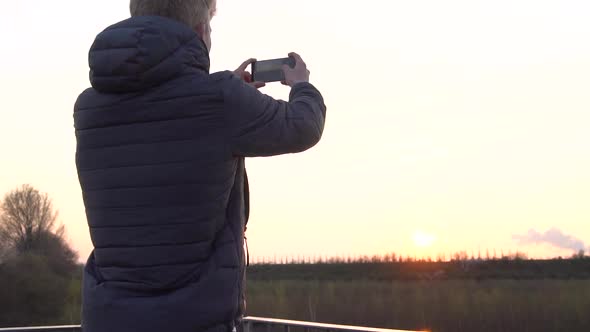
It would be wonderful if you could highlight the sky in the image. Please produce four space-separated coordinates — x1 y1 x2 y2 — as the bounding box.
1 0 589 262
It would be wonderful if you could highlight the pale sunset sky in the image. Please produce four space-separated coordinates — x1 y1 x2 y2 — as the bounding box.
1 0 589 262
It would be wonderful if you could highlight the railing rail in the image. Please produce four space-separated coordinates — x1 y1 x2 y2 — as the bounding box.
0 327 80 332
243 317 421 332
0 317 421 332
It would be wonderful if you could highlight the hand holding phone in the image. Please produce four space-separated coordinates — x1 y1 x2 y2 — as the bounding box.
281 52 310 87
234 58 266 89
252 52 310 86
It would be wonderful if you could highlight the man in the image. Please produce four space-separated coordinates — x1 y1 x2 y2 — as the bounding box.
73 1 326 332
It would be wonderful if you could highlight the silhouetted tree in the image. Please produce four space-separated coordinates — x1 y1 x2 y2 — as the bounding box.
0 209 9 263
0 185 77 275
1 185 58 253
511 252 528 261
453 251 468 262
572 249 586 259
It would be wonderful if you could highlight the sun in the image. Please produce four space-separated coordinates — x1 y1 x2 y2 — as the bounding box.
413 231 436 247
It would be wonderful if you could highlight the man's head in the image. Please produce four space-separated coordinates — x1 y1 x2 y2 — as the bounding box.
130 0 217 51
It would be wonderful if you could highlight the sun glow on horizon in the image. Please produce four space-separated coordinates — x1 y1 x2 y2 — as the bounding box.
413 231 436 248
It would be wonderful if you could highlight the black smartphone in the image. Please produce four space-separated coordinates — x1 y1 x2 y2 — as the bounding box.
251 57 296 83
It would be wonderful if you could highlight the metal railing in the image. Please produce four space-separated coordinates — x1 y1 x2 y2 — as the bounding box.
243 317 421 332
0 317 421 332
0 327 80 332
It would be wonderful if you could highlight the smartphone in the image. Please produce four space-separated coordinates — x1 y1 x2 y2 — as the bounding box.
251 57 296 83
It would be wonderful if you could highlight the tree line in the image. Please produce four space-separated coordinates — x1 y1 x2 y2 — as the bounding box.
248 256 590 281
249 249 587 266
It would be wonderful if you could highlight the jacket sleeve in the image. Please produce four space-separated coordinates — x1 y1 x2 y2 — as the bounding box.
223 72 327 157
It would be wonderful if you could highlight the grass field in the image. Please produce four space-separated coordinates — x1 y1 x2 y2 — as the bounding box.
246 279 590 332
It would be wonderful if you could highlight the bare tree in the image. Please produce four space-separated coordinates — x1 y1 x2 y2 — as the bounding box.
0 185 78 274
0 210 8 263
0 184 61 253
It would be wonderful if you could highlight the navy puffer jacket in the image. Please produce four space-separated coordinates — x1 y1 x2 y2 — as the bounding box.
74 16 326 332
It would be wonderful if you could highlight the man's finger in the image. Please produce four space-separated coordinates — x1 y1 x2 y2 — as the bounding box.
288 52 303 65
250 81 266 89
243 71 252 83
236 58 256 72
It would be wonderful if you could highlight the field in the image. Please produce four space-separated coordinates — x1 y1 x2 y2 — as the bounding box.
3 257 590 331
245 262 590 332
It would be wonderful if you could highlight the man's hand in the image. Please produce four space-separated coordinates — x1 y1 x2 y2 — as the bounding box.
234 58 266 89
282 52 310 87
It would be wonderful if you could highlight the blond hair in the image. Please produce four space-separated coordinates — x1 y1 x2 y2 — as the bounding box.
130 0 216 27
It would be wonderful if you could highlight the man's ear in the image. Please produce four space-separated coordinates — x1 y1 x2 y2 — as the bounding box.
194 22 206 39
